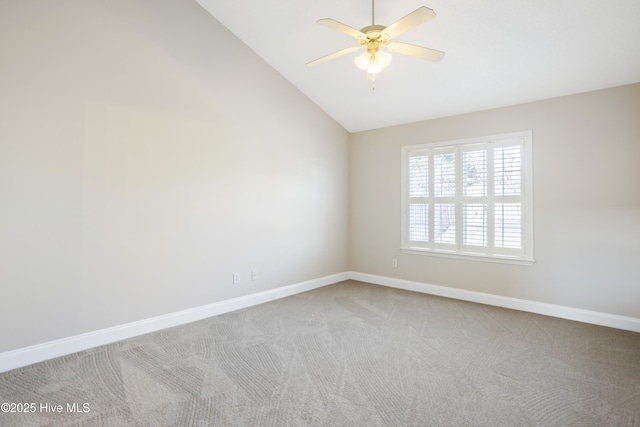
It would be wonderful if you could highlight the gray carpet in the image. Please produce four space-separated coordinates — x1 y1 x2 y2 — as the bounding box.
1 280 639 426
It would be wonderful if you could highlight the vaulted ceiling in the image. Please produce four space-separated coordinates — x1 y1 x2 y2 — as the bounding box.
195 0 640 132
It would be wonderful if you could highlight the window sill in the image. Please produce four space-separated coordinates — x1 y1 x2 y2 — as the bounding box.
400 248 535 266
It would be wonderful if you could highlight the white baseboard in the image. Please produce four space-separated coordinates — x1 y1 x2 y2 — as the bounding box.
349 271 640 333
3 271 638 374
0 272 349 374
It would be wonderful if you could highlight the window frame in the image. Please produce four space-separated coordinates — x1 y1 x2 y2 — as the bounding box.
401 131 534 265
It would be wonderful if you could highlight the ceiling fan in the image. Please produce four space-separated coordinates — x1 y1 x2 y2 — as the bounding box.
306 1 445 89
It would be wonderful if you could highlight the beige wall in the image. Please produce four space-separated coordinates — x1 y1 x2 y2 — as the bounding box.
350 83 640 318
0 0 349 352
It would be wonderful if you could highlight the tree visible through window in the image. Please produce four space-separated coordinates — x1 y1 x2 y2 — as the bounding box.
401 131 534 264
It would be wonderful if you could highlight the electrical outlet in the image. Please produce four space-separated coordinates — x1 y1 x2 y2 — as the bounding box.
392 258 398 268
233 272 240 284
251 270 257 281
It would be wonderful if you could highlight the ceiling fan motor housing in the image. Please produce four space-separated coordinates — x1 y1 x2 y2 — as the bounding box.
359 25 389 54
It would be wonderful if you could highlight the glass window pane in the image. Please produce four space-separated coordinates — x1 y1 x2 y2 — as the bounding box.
495 146 521 196
434 203 455 244
409 155 428 198
409 204 429 242
434 153 455 197
463 150 487 197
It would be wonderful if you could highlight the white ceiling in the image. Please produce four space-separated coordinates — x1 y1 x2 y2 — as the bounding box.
195 0 640 133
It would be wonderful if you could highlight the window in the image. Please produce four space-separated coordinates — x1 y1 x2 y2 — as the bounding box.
401 131 534 265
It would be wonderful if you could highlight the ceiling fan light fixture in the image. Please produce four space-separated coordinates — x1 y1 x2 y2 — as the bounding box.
367 56 381 74
354 51 370 70
354 50 391 74
375 50 392 68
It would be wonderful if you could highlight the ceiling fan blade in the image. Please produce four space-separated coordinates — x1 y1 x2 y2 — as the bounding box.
306 46 362 67
383 6 436 39
317 18 365 39
388 42 445 62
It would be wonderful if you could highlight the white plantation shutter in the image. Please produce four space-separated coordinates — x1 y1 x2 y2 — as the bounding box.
402 131 533 264
408 153 429 243
463 203 487 246
462 147 487 248
409 204 429 242
495 203 521 249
